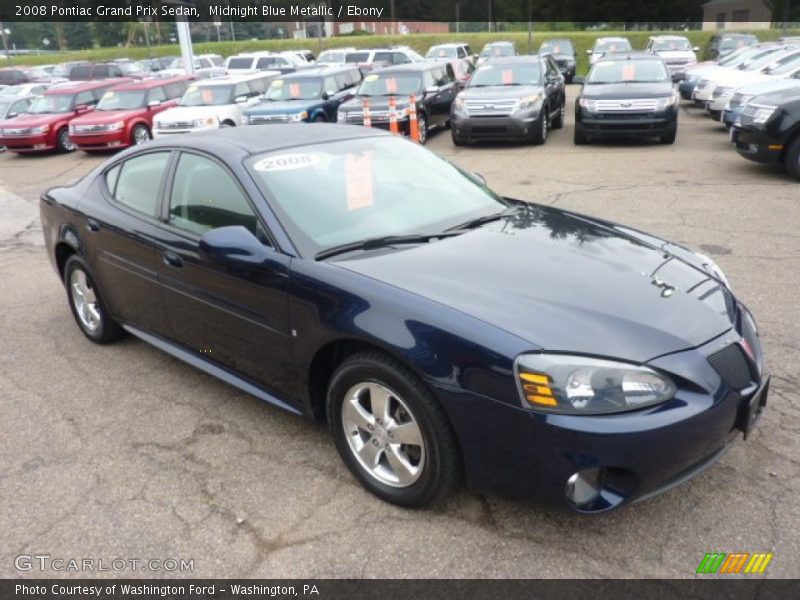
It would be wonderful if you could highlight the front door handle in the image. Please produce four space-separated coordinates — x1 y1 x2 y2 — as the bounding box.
163 251 184 268
86 218 100 232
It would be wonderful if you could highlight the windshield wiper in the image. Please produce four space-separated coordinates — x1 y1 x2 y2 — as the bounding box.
445 205 521 232
315 232 461 261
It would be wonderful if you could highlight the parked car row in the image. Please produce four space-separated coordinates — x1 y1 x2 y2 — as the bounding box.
676 40 800 181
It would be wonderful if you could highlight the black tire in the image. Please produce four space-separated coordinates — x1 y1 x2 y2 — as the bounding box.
63 255 124 344
660 127 677 145
451 129 465 146
552 101 565 130
574 127 588 145
785 135 800 181
326 352 461 507
416 113 428 145
130 123 151 146
531 107 548 145
56 127 75 152
313 114 327 123
220 120 235 128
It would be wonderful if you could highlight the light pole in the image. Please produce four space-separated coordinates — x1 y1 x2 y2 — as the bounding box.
162 0 196 76
0 23 10 61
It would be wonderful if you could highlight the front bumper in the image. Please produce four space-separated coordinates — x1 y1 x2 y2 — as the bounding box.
70 129 128 150
451 112 539 142
434 330 768 512
576 108 677 139
732 125 784 164
153 126 216 138
0 132 54 152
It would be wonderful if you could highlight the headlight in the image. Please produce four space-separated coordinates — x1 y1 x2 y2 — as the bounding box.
655 94 678 110
578 97 597 111
515 354 676 414
517 94 541 110
752 105 777 124
454 96 465 110
30 125 49 134
192 117 216 128
693 251 731 289
290 111 308 122
108 121 125 131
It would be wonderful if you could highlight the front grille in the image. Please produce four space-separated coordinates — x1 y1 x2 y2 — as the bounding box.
663 58 690 65
464 98 518 116
159 121 193 130
1 128 32 136
249 115 290 124
708 343 754 391
595 99 659 112
71 124 107 133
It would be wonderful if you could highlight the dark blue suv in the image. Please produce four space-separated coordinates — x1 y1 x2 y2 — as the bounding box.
242 66 363 125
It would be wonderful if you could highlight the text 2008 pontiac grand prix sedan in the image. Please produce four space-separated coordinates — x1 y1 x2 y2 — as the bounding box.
41 125 768 513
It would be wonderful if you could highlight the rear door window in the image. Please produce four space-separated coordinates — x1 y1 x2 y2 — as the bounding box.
112 152 171 218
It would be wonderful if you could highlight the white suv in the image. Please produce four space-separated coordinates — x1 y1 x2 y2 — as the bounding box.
646 35 698 80
345 47 425 70
153 73 277 137
587 37 632 65
225 51 311 75
159 54 226 79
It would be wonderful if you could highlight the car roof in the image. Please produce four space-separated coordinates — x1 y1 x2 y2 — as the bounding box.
109 76 193 91
375 62 446 74
483 56 542 65
195 73 271 86
486 41 514 46
650 35 690 40
429 43 467 48
273 66 356 78
136 123 390 159
596 52 663 62
596 37 630 42
44 79 129 94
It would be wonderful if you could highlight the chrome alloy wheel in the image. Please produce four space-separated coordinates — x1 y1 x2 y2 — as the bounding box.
59 128 76 151
70 269 101 332
341 382 426 488
133 126 150 145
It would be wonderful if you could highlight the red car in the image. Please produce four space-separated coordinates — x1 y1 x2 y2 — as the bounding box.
69 76 193 151
0 79 130 153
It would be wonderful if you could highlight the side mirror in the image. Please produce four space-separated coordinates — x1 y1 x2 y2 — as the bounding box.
234 95 248 104
7 112 17 118
199 226 270 265
693 47 700 52
147 100 161 108
75 104 90 113
586 49 593 55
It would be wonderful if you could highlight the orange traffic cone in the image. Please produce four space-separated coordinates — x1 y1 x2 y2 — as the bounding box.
408 95 419 143
362 98 371 128
388 96 399 134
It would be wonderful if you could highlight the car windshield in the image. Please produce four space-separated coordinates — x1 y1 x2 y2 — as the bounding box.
25 67 51 78
587 60 669 84
118 62 143 75
0 101 10 114
718 46 757 65
740 49 787 71
228 57 255 69
247 136 507 257
265 78 321 100
721 37 757 51
594 40 632 53
96 90 147 111
0 85 25 96
28 94 74 113
468 63 542 87
318 51 347 63
180 84 233 106
426 47 458 59
357 73 422 96
345 52 369 63
767 53 800 75
653 39 692 52
168 58 204 70
539 41 573 55
481 44 515 58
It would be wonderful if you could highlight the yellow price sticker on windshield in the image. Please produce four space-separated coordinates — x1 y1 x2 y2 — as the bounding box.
364 74 378 82
271 79 284 87
187 85 198 93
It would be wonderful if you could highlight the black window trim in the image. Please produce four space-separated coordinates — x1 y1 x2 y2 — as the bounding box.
157 148 278 249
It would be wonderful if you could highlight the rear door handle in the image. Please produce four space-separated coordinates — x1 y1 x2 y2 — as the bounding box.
163 251 184 268
86 218 100 232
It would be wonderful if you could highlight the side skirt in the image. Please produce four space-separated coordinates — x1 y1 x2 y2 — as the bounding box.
123 325 304 417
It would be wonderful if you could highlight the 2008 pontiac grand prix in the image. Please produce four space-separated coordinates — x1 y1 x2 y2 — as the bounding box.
40 125 768 513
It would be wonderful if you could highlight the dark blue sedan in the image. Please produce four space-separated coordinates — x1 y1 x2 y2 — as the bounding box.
40 125 768 513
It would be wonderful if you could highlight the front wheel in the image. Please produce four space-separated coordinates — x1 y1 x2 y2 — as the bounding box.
531 108 548 145
451 128 465 146
552 101 565 130
326 352 461 507
56 127 75 152
131 124 151 146
313 114 327 123
64 255 124 344
416 114 428 145
785 136 800 181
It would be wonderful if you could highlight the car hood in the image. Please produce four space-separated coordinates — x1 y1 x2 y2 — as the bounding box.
0 112 73 127
245 99 318 115
752 85 800 106
157 105 227 121
581 81 674 99
71 108 143 125
458 85 544 100
656 50 696 61
335 204 736 363
708 70 768 87
738 77 800 96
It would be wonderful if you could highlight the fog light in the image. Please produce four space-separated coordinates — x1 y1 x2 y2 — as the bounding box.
566 468 606 507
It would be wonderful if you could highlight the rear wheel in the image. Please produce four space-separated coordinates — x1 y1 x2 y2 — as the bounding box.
56 127 75 152
64 255 124 344
326 352 461 507
131 124 151 146
417 114 428 145
785 136 800 181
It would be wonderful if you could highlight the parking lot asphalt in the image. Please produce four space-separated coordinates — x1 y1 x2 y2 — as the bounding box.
1 86 798 579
